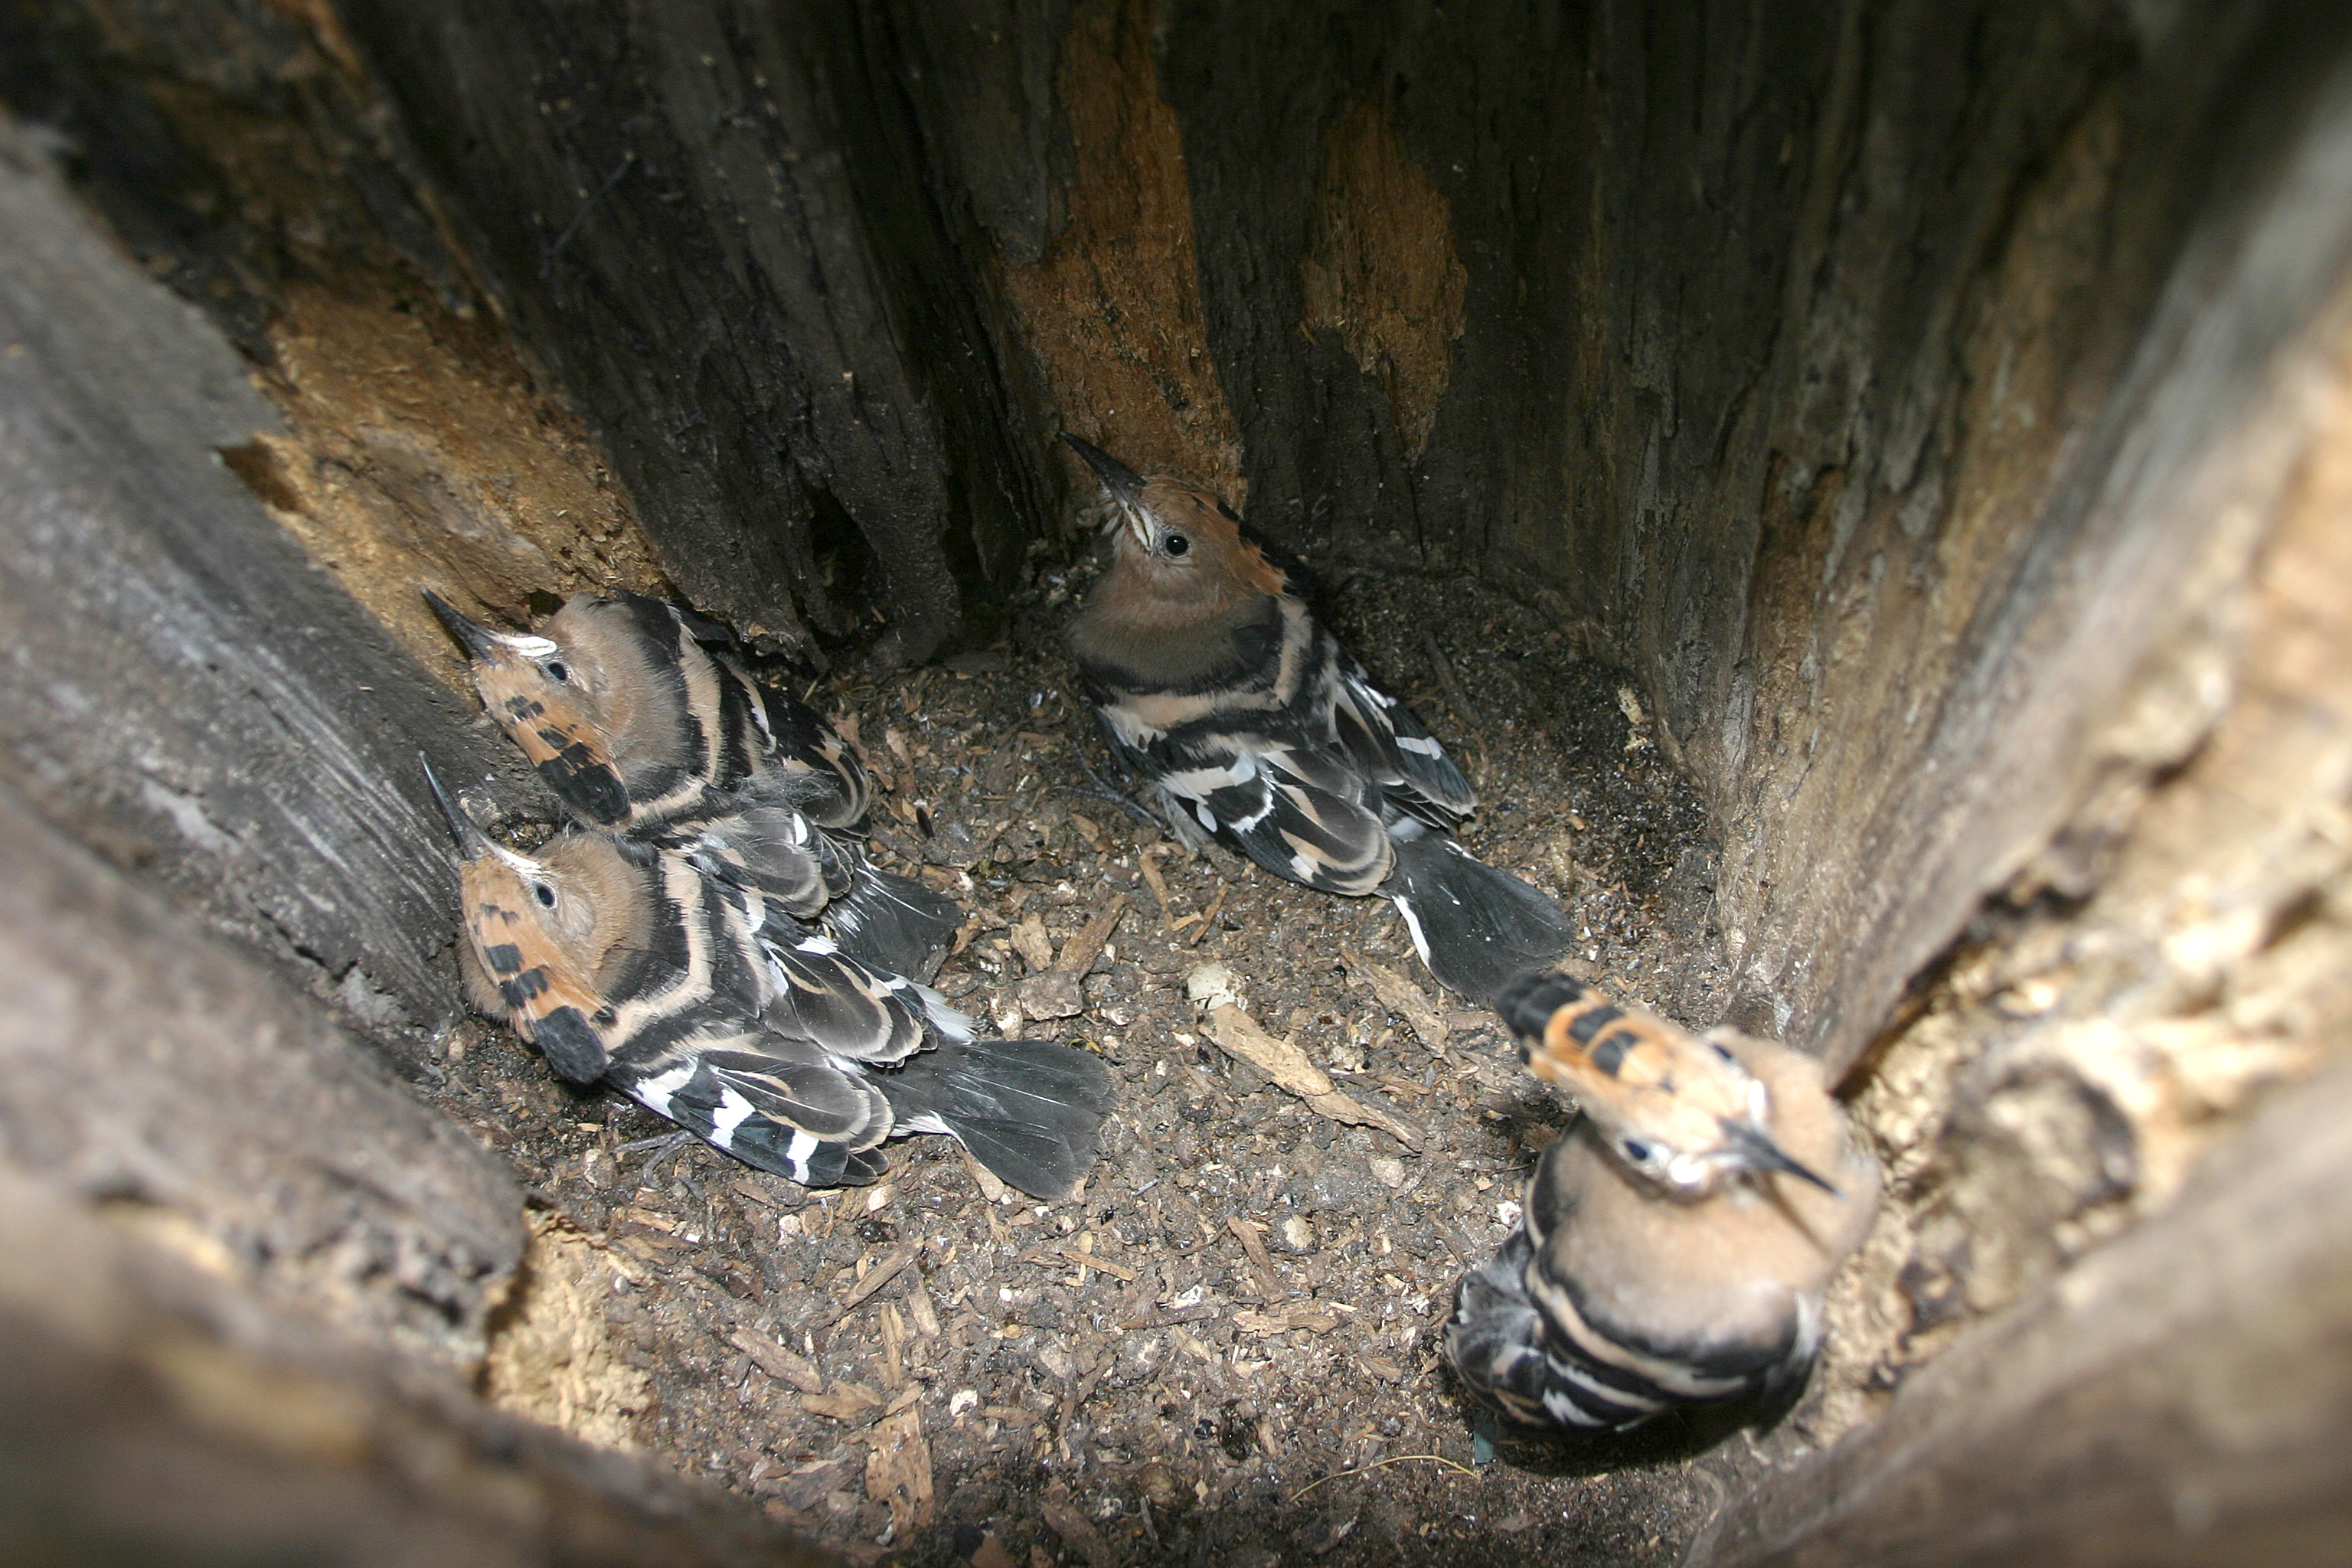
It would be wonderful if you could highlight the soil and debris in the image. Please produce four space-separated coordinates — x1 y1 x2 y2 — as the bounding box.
425 566 1762 1566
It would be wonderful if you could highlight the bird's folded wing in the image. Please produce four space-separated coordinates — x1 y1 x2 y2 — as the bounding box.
748 676 873 828
1332 663 1475 825
685 805 842 917
617 1035 894 1185
1156 735 1392 895
755 926 932 1064
624 1040 888 1146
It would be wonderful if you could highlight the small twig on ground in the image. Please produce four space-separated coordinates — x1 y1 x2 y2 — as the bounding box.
1054 894 1128 975
1289 1453 1479 1504
1198 1003 1425 1148
822 1242 920 1328
1136 848 1178 929
1187 884 1230 946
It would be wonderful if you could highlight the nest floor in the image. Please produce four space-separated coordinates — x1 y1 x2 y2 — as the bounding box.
428 567 1781 1566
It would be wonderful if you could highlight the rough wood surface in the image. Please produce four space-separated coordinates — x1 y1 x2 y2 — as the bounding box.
338 0 1050 665
0 776 522 1366
1156 0 2352 1072
0 116 538 1060
1684 1059 2352 1568
19 0 2352 1080
0 1168 841 1568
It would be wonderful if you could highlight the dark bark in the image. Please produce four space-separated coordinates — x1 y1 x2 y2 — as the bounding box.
0 774 523 1365
0 115 537 1060
1157 0 2352 1069
0 1167 842 1568
338 0 1055 667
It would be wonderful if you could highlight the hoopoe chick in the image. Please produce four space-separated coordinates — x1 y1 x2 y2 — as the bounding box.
1494 968 1838 1194
1446 976 1880 1436
1063 434 1575 1007
424 587 960 981
425 760 1115 1197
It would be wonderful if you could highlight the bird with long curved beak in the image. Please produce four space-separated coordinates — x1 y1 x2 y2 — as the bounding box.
1493 968 1839 1196
423 587 960 982
423 754 617 1085
1448 968 1881 1436
424 589 635 825
1062 433 1576 1009
420 757 1116 1196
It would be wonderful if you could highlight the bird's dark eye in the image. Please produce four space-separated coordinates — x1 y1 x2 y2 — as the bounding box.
1711 1041 1736 1063
544 661 570 684
534 883 557 908
1620 1137 1655 1165
1163 533 1191 558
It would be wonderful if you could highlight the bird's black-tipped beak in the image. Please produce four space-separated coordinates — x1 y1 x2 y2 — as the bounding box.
419 754 498 862
1722 1119 1841 1196
1061 432 1144 505
421 587 505 662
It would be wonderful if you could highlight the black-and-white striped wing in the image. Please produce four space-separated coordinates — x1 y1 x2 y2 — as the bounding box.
735 663 873 831
1148 734 1393 895
754 926 935 1065
1332 661 1474 827
617 1034 893 1187
683 803 849 919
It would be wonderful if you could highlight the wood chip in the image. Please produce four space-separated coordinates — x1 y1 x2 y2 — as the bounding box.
1117 1302 1223 1331
823 1242 919 1326
1054 892 1127 975
950 914 983 957
1015 969 1085 1019
618 1234 675 1266
773 1456 860 1513
1234 1307 1341 1336
1060 1242 1137 1282
801 1382 886 1422
1187 883 1229 945
1010 914 1056 972
1039 1485 1115 1568
730 1176 779 1207
880 1302 907 1389
906 1277 942 1339
863 1407 934 1538
1226 1215 1284 1301
960 1146 1009 1204
1341 949 1452 1052
1136 847 1178 928
1200 1003 1425 1148
728 1328 825 1393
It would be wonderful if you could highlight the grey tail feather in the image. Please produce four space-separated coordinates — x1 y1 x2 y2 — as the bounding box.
827 864 965 982
877 1037 1116 1200
1382 825 1576 1008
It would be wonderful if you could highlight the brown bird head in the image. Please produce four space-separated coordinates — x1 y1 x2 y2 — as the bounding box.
420 756 649 1084
423 590 700 828
1062 433 1286 623
1496 969 1839 1198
